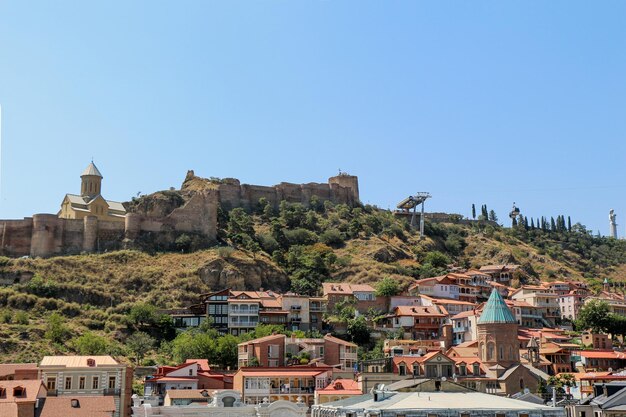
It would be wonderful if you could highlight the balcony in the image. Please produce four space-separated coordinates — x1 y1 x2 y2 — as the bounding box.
453 326 469 333
290 306 302 311
270 387 315 395
104 388 120 396
290 317 302 323
310 304 326 313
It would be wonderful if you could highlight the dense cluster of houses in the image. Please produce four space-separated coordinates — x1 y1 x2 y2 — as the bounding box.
5 263 626 416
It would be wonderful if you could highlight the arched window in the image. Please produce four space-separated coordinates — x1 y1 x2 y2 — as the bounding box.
509 346 514 360
89 183 92 193
487 343 494 361
499 346 504 360
520 378 525 389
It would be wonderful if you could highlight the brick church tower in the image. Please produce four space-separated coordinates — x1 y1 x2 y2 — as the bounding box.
477 289 520 369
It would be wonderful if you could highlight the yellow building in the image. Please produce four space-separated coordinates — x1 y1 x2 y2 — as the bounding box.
58 162 126 222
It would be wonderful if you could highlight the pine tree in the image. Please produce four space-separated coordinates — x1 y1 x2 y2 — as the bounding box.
568 216 572 232
472 204 476 220
489 210 498 222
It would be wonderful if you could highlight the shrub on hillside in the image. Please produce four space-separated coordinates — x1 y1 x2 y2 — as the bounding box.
320 228 345 247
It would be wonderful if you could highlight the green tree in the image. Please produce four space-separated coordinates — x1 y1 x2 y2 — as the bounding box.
170 330 219 363
423 251 450 269
215 334 239 369
45 312 71 344
126 332 155 364
227 208 255 246
347 316 370 345
488 210 498 222
576 299 610 333
375 276 401 297
128 303 158 327
471 204 476 220
567 216 572 232
72 331 109 355
547 373 576 395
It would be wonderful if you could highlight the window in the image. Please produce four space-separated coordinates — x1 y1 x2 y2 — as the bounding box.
13 386 24 397
92 377 99 390
79 377 86 390
473 363 480 375
189 369 193 376
0 388 5 397
87 358 96 367
65 377 72 390
47 377 56 390
398 364 406 376
108 376 116 389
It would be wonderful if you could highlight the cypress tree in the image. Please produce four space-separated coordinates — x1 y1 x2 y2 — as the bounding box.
531 218 535 229
524 216 529 230
472 204 476 220
550 217 556 231
568 216 572 232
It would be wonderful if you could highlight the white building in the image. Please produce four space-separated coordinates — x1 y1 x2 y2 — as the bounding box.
133 389 307 417
311 390 565 417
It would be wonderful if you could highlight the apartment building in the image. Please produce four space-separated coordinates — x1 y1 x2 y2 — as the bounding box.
510 286 560 327
280 294 311 332
322 283 387 315
38 355 132 417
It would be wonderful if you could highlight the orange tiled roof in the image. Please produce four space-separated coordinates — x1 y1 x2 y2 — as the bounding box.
39 396 115 417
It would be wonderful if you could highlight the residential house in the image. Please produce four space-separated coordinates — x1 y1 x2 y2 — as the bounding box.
38 355 132 417
479 264 521 285
0 379 47 417
450 310 477 346
144 360 231 401
383 305 449 343
203 289 232 334
238 334 358 372
228 291 285 336
582 333 611 350
322 283 386 315
38 396 116 417
238 334 285 368
510 286 560 327
576 350 626 372
407 275 459 300
163 389 212 406
420 295 476 317
233 366 333 406
279 294 311 332
314 379 362 405
308 297 327 332
568 382 626 417
0 364 38 381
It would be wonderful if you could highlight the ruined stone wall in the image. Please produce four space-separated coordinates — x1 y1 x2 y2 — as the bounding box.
213 175 359 211
0 218 34 257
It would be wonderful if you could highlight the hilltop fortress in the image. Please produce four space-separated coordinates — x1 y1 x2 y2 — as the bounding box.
0 164 359 258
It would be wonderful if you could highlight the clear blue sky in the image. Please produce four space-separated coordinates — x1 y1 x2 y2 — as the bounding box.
1 1 625 236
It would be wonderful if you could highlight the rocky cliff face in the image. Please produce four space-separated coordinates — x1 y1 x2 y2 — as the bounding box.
197 256 290 292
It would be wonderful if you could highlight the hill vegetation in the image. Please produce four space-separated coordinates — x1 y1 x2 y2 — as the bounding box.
1 200 625 364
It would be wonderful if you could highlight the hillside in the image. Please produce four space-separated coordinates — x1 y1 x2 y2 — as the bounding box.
0 201 625 363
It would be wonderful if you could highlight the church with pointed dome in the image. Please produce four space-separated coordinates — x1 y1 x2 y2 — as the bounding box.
58 162 126 222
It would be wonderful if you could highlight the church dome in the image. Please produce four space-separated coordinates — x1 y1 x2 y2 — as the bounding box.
478 289 516 324
81 162 103 178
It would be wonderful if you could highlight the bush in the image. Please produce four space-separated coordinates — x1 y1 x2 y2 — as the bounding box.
217 246 234 259
284 228 318 246
14 311 29 325
320 229 345 247
257 233 280 254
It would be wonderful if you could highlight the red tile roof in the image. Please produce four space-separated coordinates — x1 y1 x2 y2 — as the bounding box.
39 396 115 417
317 379 361 395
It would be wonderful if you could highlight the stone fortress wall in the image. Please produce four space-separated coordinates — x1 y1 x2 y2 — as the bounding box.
0 172 359 258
